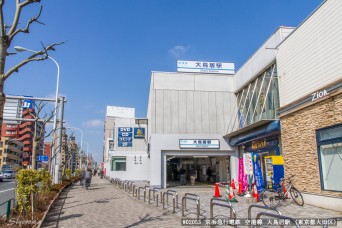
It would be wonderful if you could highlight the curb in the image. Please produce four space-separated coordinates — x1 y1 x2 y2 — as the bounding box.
34 180 77 228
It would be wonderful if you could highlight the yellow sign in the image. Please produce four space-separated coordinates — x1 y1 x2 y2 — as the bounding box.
251 139 266 150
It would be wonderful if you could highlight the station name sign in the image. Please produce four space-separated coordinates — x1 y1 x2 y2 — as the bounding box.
177 60 235 74
179 139 220 149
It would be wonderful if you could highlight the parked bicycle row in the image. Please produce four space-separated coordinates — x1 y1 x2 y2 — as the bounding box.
106 177 304 228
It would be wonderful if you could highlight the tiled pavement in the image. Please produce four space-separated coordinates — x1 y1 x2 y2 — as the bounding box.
42 177 342 228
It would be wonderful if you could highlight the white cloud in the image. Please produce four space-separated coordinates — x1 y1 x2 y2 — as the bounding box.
82 119 103 128
46 93 67 99
168 45 190 58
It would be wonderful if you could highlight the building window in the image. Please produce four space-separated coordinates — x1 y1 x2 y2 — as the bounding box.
111 156 126 171
317 124 342 192
109 140 114 151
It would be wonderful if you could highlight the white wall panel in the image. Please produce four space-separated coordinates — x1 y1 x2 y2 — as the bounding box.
153 72 194 90
179 91 188 134
194 91 202 133
201 92 210 134
234 27 294 92
171 90 179 133
155 90 164 133
278 0 342 107
163 90 171 133
208 92 217 134
186 91 195 133
195 75 234 92
215 92 225 135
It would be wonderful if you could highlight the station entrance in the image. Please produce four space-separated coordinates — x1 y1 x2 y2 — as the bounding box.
166 155 231 188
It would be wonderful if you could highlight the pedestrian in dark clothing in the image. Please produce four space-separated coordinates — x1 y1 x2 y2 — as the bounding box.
80 168 86 187
180 167 186 185
207 167 212 183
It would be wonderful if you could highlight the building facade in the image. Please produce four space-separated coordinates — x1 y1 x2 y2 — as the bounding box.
277 0 342 211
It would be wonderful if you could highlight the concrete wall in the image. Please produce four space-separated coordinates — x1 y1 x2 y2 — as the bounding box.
280 92 342 199
234 27 294 93
147 72 236 136
277 0 342 107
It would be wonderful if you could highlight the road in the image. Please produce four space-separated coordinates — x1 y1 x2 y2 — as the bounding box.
0 179 16 216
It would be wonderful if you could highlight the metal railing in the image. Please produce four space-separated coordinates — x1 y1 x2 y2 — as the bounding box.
143 186 149 202
182 193 200 220
210 198 236 227
162 192 176 213
0 198 15 221
255 212 300 228
137 187 145 200
248 204 282 228
166 190 179 208
148 188 160 205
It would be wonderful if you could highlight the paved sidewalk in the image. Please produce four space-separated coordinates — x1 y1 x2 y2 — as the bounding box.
42 177 186 228
42 177 342 228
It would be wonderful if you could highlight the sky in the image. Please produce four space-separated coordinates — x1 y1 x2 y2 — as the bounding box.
3 0 323 164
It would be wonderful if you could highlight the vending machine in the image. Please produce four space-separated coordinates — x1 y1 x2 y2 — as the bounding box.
264 156 284 189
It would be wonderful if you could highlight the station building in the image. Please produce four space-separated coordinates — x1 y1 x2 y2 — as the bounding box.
103 0 342 211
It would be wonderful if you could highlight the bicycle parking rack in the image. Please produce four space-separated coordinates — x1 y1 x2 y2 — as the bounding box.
144 186 150 202
153 187 163 203
166 190 179 209
182 193 200 220
162 192 176 213
132 184 138 197
210 198 236 227
148 188 160 205
137 187 145 200
248 204 282 228
255 212 300 228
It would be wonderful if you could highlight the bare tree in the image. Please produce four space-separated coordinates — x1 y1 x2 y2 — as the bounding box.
0 0 63 136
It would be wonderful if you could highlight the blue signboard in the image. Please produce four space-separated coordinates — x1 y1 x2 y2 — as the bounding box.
134 128 145 139
38 155 48 162
118 127 133 147
23 99 34 109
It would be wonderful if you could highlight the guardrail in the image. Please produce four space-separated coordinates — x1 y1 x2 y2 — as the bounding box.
0 198 15 221
143 186 149 202
255 212 300 228
248 204 282 228
182 193 200 219
210 198 236 227
162 192 176 213
137 187 145 200
166 190 179 208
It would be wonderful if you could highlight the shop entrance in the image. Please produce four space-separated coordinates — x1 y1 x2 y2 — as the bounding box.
166 155 231 188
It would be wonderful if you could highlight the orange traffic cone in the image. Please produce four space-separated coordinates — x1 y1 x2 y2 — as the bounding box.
253 185 259 202
214 183 221 197
237 182 243 195
231 178 236 190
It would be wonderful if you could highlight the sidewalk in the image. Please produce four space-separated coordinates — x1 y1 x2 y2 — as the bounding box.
42 177 342 227
42 177 185 228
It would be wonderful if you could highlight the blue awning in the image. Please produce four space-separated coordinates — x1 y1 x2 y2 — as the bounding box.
229 120 280 146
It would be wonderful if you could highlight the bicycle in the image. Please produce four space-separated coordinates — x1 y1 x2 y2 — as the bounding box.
262 175 304 208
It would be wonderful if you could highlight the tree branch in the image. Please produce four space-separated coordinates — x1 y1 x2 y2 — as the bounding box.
8 6 44 42
8 0 41 37
3 42 64 80
0 0 5 37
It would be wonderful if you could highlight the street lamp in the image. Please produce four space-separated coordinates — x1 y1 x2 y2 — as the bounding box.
14 46 61 182
66 126 83 169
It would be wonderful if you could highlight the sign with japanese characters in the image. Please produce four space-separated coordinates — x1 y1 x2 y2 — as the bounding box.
179 139 220 149
177 60 235 74
118 127 133 147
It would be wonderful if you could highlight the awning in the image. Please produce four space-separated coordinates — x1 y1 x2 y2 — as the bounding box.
227 120 280 146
